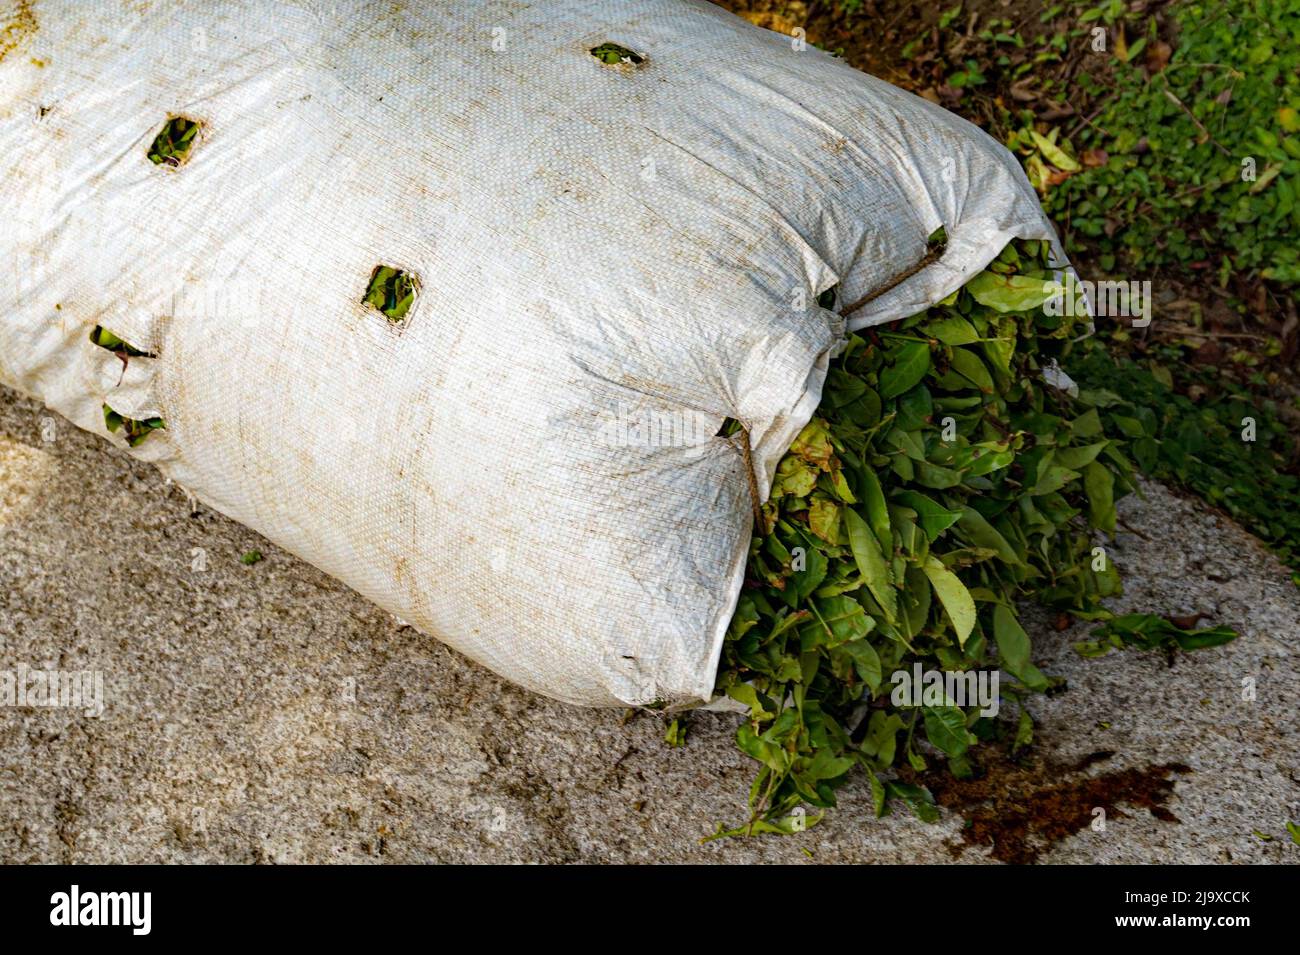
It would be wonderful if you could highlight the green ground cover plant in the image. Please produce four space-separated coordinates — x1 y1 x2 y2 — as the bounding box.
1017 0 1300 286
1066 345 1300 574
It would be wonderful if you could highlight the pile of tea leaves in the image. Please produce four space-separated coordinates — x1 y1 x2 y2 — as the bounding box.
708 237 1235 837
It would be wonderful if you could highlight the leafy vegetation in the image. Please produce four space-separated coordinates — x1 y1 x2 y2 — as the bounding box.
1077 613 1238 657
1025 0 1300 286
590 42 643 65
1066 346 1300 574
147 116 200 167
710 237 1235 835
717 0 1300 574
103 404 164 447
362 266 417 323
89 325 151 358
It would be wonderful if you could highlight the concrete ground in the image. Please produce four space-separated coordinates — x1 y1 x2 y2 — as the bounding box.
1 384 1297 863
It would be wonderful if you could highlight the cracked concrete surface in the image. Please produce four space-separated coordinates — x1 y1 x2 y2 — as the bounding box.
1 385 1297 863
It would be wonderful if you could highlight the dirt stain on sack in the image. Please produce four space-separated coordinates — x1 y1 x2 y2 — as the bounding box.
904 749 1191 864
0 1 37 65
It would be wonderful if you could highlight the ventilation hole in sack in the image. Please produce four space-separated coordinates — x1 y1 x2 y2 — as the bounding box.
103 403 165 447
147 116 201 167
362 265 418 323
716 417 742 438
817 287 837 310
927 225 948 254
590 42 644 66
90 325 153 358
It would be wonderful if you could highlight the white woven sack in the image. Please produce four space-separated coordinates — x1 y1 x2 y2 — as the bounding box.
0 0 1065 705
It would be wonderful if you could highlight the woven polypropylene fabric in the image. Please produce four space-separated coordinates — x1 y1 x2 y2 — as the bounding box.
0 0 1064 705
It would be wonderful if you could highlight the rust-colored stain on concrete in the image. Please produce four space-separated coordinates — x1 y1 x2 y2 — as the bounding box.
907 748 1192 865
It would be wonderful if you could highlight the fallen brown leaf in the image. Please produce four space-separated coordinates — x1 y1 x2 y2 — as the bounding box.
1145 39 1173 73
1082 148 1110 168
1192 340 1224 364
1009 78 1038 102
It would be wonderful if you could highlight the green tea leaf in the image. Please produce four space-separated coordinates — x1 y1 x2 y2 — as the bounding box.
966 271 1060 312
1083 460 1116 533
790 419 835 469
774 456 818 498
808 495 841 545
728 683 775 721
1029 129 1080 171
1013 708 1034 755
841 639 883 693
924 315 979 346
811 595 872 647
845 508 897 622
922 705 971 757
947 347 995 393
894 490 962 541
1054 441 1109 470
922 555 976 646
885 781 939 823
879 341 932 399
992 603 1048 690
1032 464 1081 496
858 464 892 548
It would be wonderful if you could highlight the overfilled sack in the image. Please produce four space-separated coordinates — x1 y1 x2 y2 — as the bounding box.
0 0 1068 705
